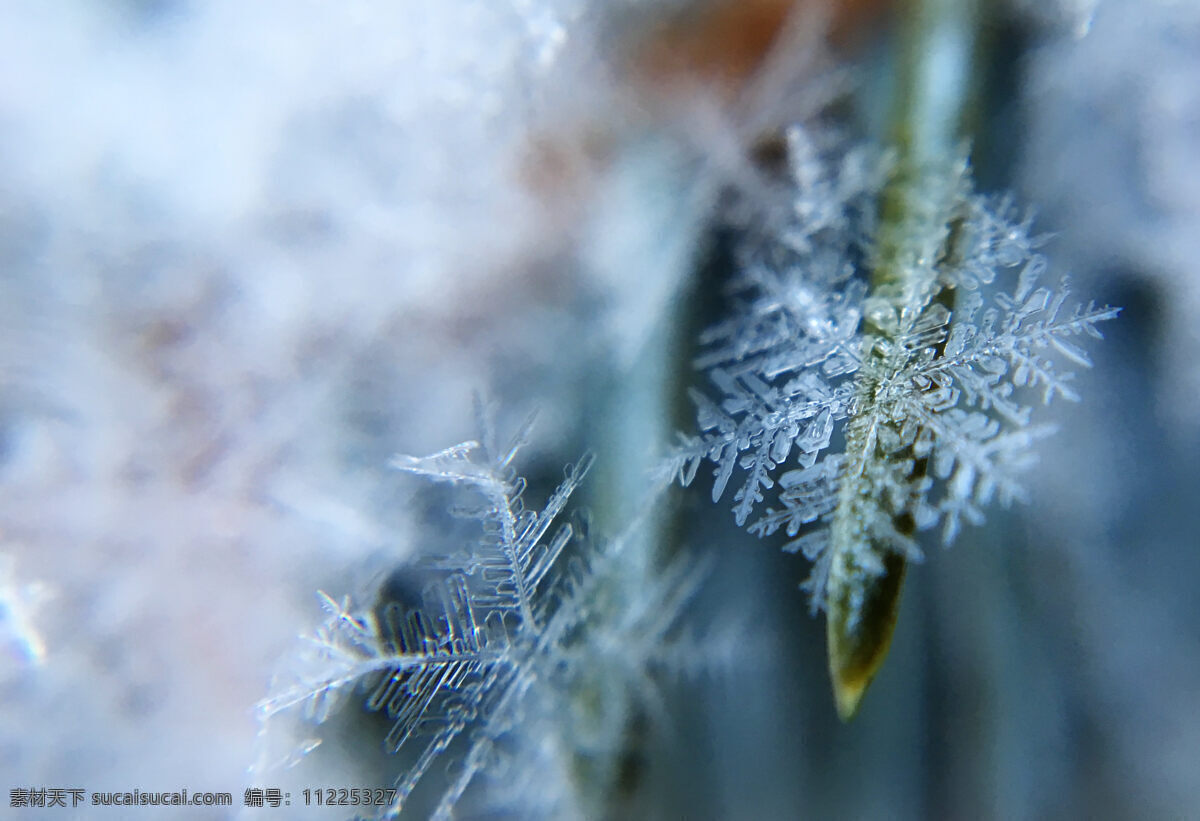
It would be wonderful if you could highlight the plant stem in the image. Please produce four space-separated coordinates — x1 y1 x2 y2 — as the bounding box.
826 0 982 721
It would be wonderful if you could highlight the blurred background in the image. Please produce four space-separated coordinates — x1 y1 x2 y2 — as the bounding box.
1 0 1197 818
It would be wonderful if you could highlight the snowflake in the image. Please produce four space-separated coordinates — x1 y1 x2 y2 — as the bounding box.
673 128 1119 614
258 413 705 819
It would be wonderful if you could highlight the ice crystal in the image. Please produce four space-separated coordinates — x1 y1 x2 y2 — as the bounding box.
258 416 704 819
673 128 1119 612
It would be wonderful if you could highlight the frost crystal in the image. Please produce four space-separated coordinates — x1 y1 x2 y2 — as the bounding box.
674 129 1119 611
258 416 703 819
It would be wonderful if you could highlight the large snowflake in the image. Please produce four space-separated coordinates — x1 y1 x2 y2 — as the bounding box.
673 127 1119 613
